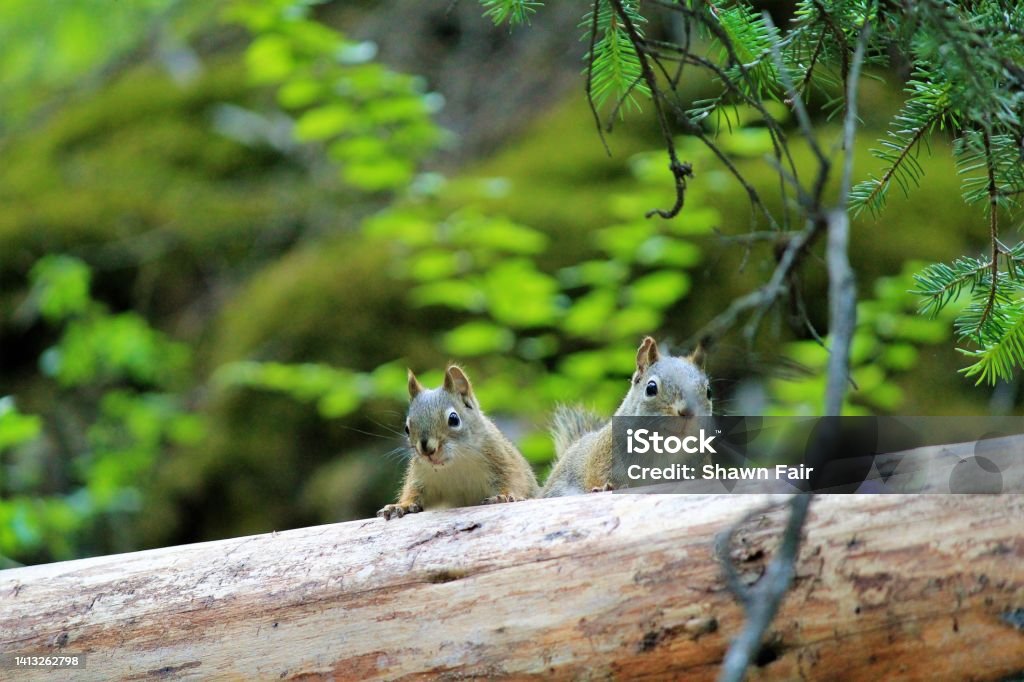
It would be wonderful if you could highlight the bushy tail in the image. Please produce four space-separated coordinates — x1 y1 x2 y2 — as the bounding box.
551 405 603 460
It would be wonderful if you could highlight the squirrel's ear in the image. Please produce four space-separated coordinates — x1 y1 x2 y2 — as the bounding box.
407 369 424 399
688 335 711 369
688 342 706 369
635 336 661 375
444 365 474 402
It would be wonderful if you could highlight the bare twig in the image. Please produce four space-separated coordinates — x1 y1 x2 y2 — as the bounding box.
717 494 813 682
689 222 822 349
825 16 872 416
763 13 830 203
712 229 787 245
717 16 871 682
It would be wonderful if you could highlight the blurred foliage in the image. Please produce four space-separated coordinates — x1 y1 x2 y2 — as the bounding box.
768 262 964 415
227 0 442 191
0 0 187 130
1 256 202 562
0 0 1013 567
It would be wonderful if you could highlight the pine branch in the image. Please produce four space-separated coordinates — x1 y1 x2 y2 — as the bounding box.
960 303 1024 385
849 95 951 216
584 0 650 115
708 2 782 101
607 0 691 219
480 0 542 26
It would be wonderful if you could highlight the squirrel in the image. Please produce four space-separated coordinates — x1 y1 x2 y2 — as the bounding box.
542 336 712 497
377 364 540 520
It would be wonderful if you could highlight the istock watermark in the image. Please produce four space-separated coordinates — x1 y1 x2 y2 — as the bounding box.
625 428 717 455
610 416 1024 494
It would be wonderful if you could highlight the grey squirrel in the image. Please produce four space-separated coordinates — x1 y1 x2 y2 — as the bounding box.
377 365 540 520
542 336 712 497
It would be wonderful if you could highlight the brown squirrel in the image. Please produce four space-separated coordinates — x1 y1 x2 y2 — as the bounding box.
542 336 712 497
377 365 540 520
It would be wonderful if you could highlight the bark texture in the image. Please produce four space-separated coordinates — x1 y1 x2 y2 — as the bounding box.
1 491 1023 681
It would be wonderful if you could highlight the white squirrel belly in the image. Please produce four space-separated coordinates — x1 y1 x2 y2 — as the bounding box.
415 449 495 509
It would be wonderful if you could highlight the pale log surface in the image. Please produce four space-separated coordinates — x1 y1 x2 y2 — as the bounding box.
1 493 1023 681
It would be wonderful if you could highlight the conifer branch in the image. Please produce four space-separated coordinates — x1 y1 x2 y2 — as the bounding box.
850 105 950 216
608 0 691 218
977 128 1001 334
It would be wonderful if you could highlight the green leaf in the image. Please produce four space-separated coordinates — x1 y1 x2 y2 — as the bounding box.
48 314 190 388
277 79 324 108
371 361 415 401
318 387 361 418
362 211 436 246
880 344 919 371
245 34 295 85
559 350 608 381
294 104 357 141
607 307 661 338
634 237 702 268
595 222 655 260
0 398 42 452
483 261 560 328
557 260 629 288
340 158 415 191
29 255 92 322
450 216 548 254
408 250 462 281
408 281 486 311
443 321 516 356
628 271 690 309
519 429 555 463
562 289 617 337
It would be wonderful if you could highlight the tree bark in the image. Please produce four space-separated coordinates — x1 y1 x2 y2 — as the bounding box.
2 489 1022 681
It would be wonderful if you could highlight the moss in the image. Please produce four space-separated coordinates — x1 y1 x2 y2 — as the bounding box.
205 232 459 370
0 60 322 323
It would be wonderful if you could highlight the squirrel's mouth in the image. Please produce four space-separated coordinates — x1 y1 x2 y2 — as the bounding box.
419 446 447 466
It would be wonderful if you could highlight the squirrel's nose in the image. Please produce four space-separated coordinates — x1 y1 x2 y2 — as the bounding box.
420 438 436 455
677 406 694 418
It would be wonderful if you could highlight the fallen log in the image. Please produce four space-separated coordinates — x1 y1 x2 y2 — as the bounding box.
1 492 1022 681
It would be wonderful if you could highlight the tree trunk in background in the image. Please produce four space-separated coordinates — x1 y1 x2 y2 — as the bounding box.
2 491 1022 681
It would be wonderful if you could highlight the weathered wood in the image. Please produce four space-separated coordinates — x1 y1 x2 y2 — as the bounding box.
1 491 1022 681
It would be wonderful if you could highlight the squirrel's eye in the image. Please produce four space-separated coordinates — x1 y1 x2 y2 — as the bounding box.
645 380 658 397
706 385 713 400
447 411 461 428
404 423 410 435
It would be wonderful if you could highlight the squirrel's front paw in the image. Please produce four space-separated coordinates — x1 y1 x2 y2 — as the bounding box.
377 503 423 520
590 483 616 493
482 494 522 504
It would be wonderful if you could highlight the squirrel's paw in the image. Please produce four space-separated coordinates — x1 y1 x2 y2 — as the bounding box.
590 483 616 493
482 494 522 505
377 503 423 520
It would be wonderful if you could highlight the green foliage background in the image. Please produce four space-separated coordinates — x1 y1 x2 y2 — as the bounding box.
0 0 1012 566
